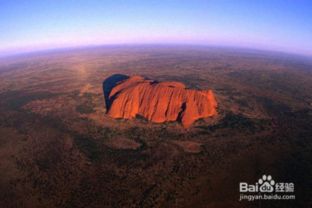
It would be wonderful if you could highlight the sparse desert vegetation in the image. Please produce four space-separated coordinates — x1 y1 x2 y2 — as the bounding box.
0 46 311 207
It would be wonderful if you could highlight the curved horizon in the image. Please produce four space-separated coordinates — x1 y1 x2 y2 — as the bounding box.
2 43 312 59
1 0 312 56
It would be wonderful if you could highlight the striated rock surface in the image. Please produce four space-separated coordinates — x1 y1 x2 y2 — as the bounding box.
107 76 217 127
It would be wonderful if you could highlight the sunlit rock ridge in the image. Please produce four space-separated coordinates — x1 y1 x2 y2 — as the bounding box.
107 76 217 127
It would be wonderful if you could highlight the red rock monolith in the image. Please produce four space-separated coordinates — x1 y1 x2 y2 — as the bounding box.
107 76 217 127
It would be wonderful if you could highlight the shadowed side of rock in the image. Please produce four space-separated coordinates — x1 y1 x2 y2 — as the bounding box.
106 75 217 127
102 74 129 111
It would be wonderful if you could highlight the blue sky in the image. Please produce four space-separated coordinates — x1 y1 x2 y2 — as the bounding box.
0 0 311 55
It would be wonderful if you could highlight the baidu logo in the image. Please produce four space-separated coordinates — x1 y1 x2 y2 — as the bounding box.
258 175 275 192
240 174 276 193
239 174 295 201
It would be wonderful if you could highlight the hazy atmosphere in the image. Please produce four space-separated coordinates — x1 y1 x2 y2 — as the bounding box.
1 0 312 56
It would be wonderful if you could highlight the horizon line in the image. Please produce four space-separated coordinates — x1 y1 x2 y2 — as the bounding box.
0 43 311 59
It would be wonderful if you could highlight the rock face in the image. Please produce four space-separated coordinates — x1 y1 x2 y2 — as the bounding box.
107 76 217 127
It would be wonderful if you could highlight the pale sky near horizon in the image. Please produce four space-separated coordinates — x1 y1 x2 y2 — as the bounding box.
0 0 311 56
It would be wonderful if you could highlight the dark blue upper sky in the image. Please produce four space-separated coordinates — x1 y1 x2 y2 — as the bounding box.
0 0 311 55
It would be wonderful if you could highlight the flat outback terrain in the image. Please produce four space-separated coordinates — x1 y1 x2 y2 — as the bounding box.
0 46 311 207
